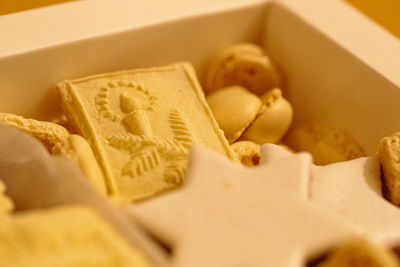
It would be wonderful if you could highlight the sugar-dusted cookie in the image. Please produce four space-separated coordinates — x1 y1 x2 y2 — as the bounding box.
260 144 400 246
127 145 361 267
57 62 236 202
317 239 399 267
0 180 13 215
205 43 283 95
377 132 400 206
0 206 152 267
52 134 107 195
0 112 70 151
284 121 365 165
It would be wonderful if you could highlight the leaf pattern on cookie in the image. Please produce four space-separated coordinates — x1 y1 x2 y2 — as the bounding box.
168 109 193 149
107 133 187 181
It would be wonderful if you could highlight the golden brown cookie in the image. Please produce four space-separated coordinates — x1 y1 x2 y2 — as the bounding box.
317 238 399 267
206 85 262 143
0 112 69 151
205 43 283 95
52 134 107 195
284 122 365 165
231 140 261 167
57 62 236 202
377 132 400 206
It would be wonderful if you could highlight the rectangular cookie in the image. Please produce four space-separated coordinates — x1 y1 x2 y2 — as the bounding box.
0 206 151 266
57 62 236 202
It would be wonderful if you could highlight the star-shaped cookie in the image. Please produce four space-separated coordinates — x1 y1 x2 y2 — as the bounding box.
261 143 400 246
127 145 361 267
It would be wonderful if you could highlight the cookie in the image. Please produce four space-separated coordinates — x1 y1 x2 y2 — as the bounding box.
0 112 70 151
205 43 283 95
377 132 400 206
241 88 293 144
0 206 152 266
206 85 262 143
57 62 236 202
0 123 169 267
230 140 260 166
52 134 107 195
284 121 365 165
127 145 361 267
0 180 13 215
261 143 400 245
317 239 399 267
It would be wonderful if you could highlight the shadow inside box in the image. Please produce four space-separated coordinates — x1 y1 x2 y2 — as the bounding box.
262 1 400 155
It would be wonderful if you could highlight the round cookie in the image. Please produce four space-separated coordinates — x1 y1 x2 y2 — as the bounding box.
241 88 293 144
206 86 262 144
317 239 399 267
284 122 365 165
205 43 283 95
377 132 400 206
231 140 261 167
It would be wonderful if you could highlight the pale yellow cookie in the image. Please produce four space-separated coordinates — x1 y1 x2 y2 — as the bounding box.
0 112 70 151
0 206 151 266
206 85 262 144
52 134 107 195
377 132 400 206
241 88 293 144
205 43 283 95
57 62 236 202
284 122 365 165
231 140 260 167
317 239 399 267
0 180 13 215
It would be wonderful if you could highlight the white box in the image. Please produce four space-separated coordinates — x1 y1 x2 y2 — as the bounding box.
1 0 400 264
1 0 399 154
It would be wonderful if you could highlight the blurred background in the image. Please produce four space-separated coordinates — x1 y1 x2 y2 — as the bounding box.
0 0 399 39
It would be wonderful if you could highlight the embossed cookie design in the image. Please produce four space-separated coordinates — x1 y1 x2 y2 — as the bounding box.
57 62 235 202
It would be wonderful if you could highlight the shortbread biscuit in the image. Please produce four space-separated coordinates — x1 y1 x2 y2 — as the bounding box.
241 88 293 144
57 62 236 202
284 122 365 165
0 180 13 215
205 43 283 95
0 206 151 266
231 140 260 166
52 134 107 195
317 239 399 267
206 85 262 143
377 132 400 206
0 112 69 151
